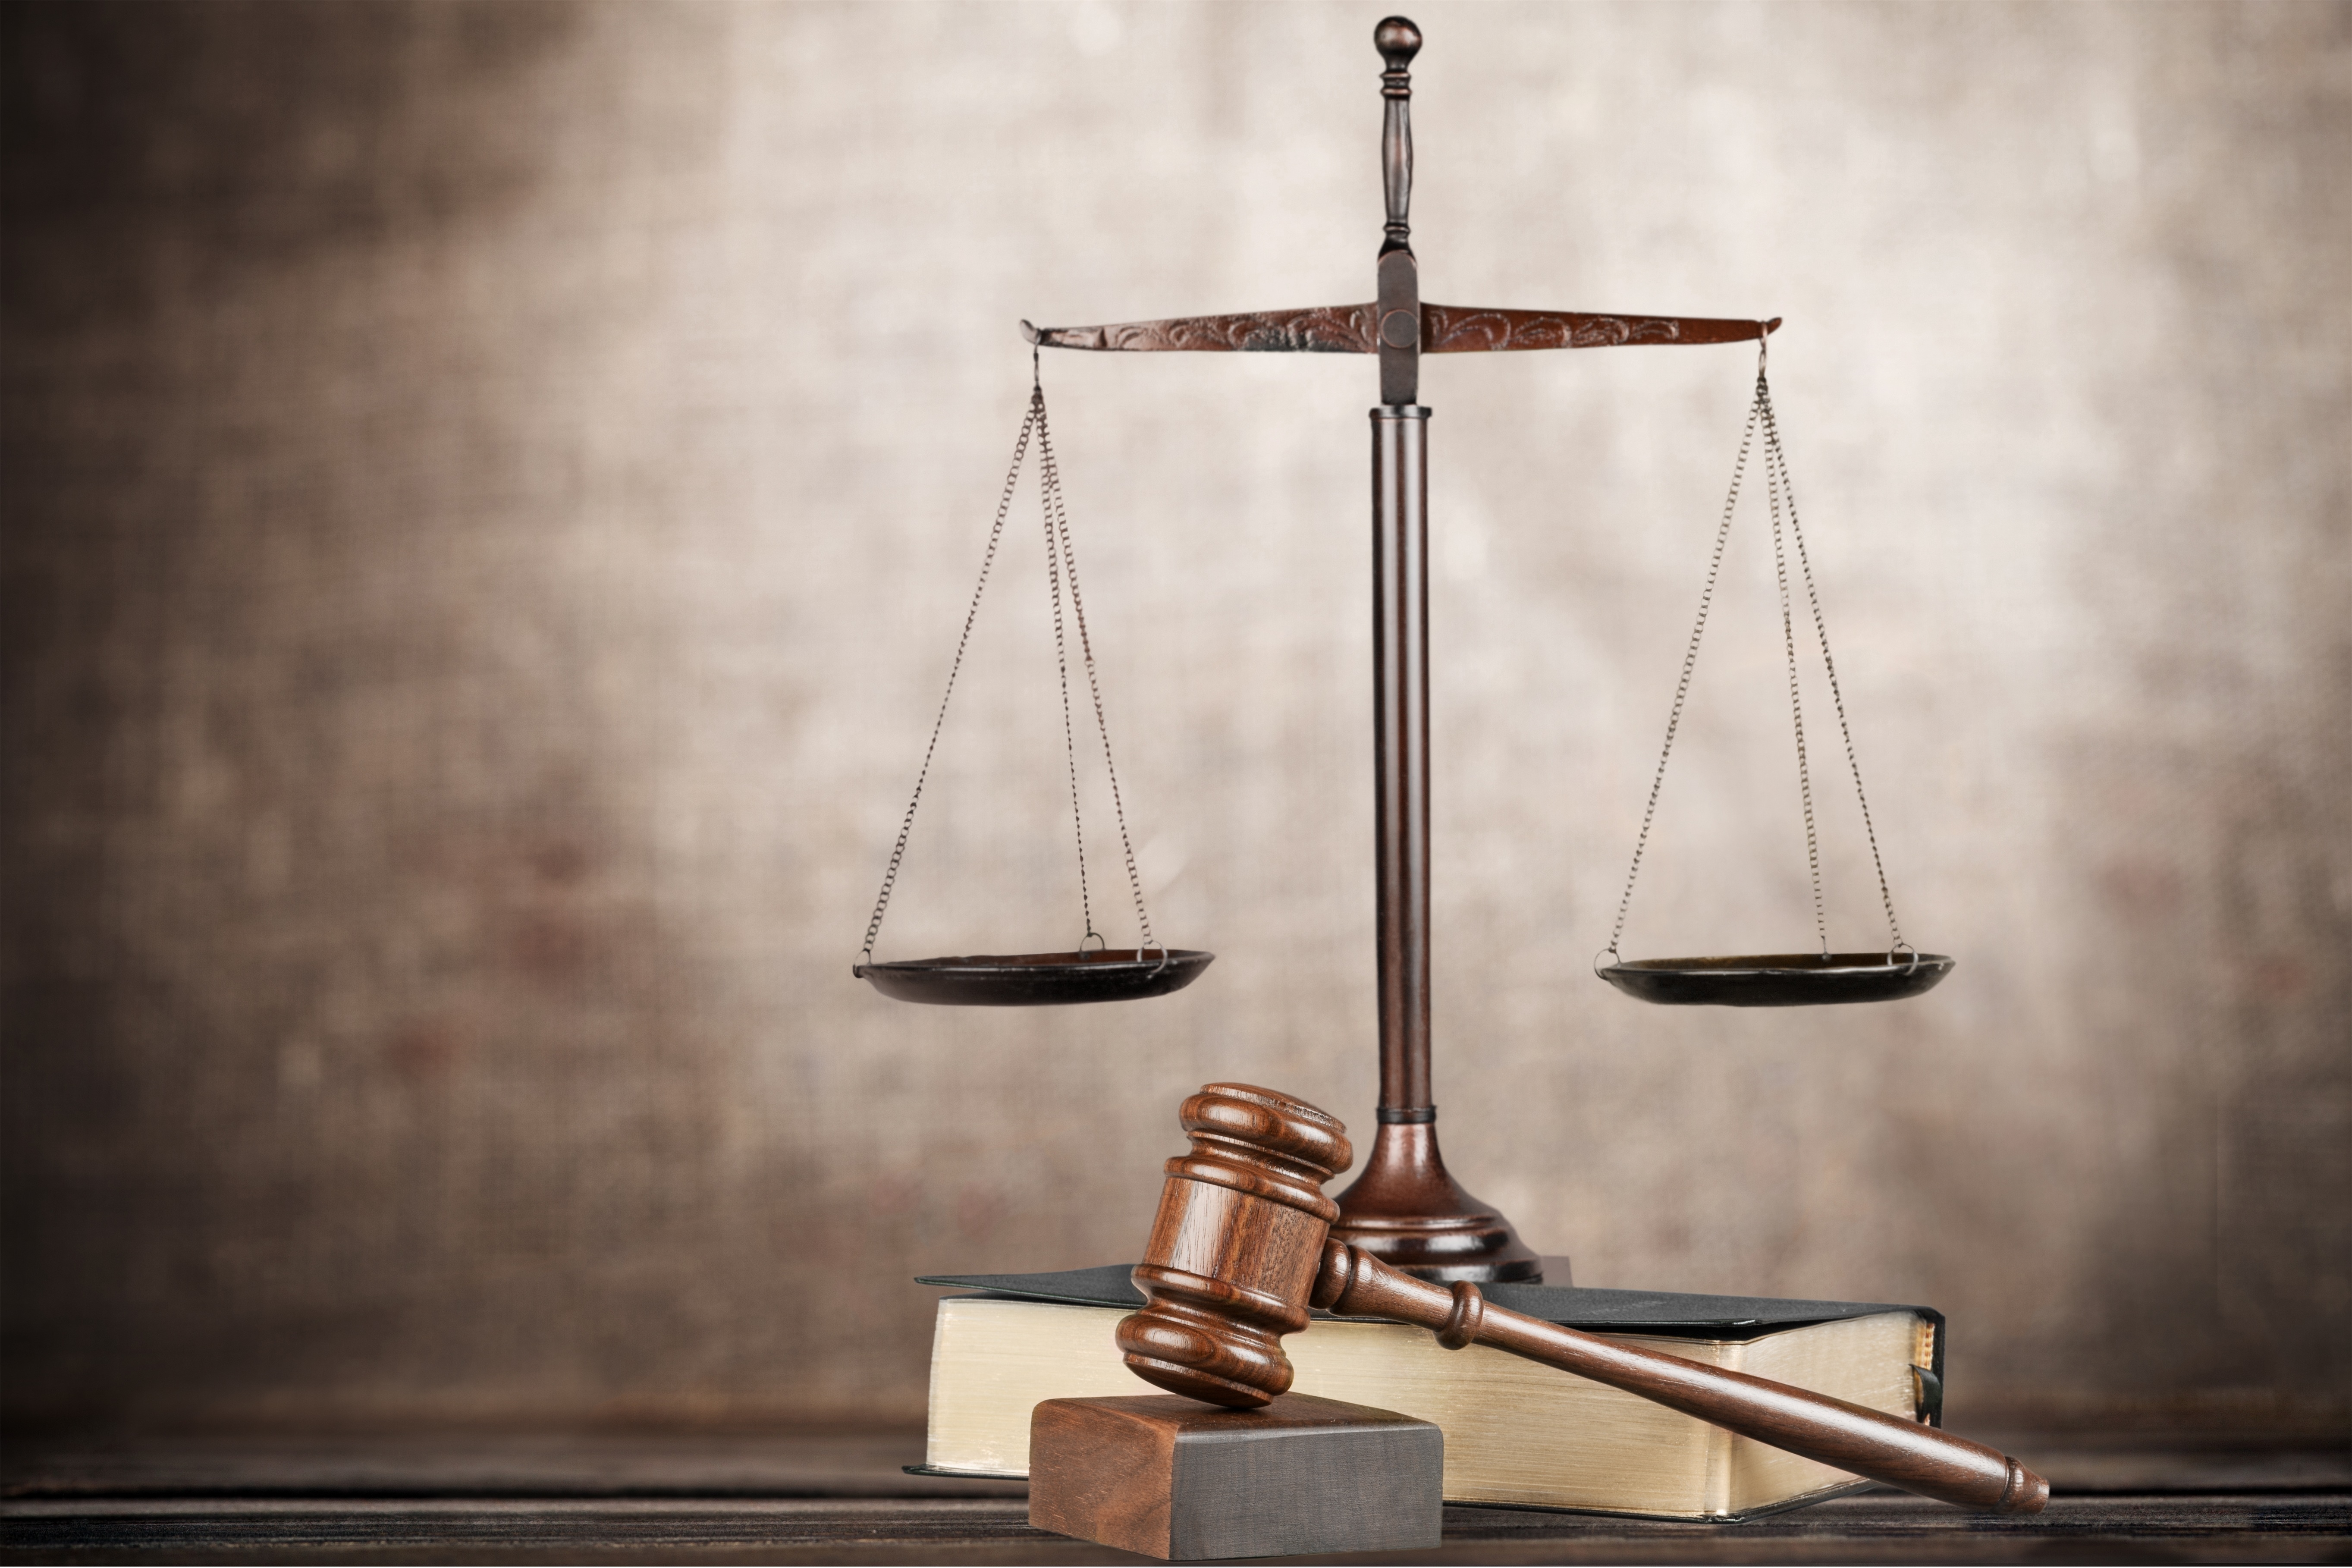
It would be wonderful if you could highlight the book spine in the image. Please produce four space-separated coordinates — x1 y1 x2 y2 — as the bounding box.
923 1302 953 1471
1702 1341 1741 1516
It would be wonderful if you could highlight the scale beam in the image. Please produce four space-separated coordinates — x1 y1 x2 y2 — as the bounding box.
1023 307 1778 356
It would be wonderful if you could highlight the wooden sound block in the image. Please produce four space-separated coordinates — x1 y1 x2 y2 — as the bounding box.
1028 1392 1443 1562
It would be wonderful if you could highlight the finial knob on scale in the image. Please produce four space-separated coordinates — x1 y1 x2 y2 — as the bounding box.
1371 17 1422 399
1374 16 1423 70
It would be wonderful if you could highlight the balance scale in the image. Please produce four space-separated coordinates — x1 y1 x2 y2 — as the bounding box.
852 17 1949 1283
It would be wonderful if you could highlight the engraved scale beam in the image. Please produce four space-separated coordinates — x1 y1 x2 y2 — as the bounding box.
1024 306 1780 355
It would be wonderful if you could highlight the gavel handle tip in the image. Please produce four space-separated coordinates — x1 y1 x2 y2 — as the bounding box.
1998 1458 2051 1515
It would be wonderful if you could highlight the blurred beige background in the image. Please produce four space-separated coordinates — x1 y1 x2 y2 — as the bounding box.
4 0 2346 1436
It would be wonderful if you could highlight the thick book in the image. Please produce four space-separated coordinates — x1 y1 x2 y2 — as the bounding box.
914 1265 1945 1521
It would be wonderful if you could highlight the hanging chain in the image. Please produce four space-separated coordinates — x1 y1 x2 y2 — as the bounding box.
1035 370 1103 950
1762 368 1828 958
1602 374 1763 966
857 396 1037 967
857 355 1159 967
1756 376 1907 953
1604 333 1909 967
1034 374 1158 956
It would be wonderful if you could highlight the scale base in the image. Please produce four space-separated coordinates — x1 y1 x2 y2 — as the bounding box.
1331 1120 1546 1283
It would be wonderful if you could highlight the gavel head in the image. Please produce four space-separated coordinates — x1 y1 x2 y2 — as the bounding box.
1114 1084 1352 1408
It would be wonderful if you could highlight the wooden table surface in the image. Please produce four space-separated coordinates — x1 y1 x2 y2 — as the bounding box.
5 1429 2348 1563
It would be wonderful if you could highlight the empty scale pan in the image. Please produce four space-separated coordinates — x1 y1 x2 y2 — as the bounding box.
1597 345 1951 1008
854 947 1213 1007
1598 950 1952 1008
851 365 1207 1009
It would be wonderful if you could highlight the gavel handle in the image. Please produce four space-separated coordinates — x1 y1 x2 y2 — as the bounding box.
1313 1242 2047 1515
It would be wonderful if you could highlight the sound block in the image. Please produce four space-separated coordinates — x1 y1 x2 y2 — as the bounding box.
1028 1392 1443 1562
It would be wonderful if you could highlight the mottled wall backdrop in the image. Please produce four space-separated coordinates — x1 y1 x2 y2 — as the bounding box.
5 0 2346 1433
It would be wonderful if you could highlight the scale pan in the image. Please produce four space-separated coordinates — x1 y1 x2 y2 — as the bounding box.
854 948 1213 1007
1600 952 1953 1007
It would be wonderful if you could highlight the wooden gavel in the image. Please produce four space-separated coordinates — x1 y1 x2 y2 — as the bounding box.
1114 1083 2048 1515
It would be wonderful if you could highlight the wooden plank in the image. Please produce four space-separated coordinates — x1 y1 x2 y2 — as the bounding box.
4 1493 2350 1564
0 1430 1019 1500
16 1429 2343 1501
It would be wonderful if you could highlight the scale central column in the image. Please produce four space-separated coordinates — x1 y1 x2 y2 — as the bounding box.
1371 407 1435 1109
1331 404 1542 1283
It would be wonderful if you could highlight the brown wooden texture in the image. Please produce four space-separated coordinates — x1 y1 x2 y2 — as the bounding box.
1028 1397 1176 1557
1313 1241 2051 1515
8 1492 2342 1564
1115 1086 1350 1407
1027 1393 1443 1560
4 1430 2342 1562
